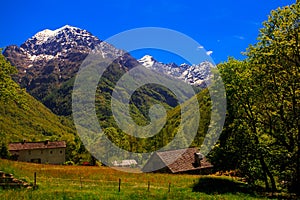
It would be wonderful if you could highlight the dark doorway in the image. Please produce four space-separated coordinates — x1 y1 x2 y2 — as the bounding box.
31 158 41 163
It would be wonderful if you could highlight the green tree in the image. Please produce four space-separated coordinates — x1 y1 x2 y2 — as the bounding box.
213 2 300 194
247 2 300 193
215 59 276 191
0 141 10 159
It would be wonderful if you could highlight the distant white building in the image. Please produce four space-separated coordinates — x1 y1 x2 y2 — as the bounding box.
112 159 137 167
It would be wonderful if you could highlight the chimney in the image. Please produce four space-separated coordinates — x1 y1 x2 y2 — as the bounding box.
44 140 49 145
22 140 26 144
194 152 203 167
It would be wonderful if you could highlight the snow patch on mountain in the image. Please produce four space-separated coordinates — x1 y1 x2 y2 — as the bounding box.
34 29 56 44
138 55 213 87
18 25 102 63
32 25 83 45
137 55 156 68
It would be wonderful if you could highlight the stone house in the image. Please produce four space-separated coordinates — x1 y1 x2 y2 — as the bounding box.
8 140 66 164
142 147 213 174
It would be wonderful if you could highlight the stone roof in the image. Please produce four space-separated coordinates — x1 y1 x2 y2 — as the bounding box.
146 147 213 173
8 141 66 151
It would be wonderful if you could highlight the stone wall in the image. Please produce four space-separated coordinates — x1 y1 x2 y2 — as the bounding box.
0 171 31 189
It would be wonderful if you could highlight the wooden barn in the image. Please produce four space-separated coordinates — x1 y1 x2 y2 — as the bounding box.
8 140 66 164
142 148 213 174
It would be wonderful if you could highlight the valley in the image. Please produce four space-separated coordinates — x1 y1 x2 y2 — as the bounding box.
0 1 299 198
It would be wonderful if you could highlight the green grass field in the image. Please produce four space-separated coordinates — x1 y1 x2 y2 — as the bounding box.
0 159 267 200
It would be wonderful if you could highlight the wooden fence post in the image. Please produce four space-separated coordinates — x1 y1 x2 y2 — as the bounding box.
80 177 82 189
168 182 171 193
118 178 121 192
34 172 37 189
148 181 150 192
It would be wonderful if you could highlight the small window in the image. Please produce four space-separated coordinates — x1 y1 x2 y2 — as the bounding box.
50 151 53 154
60 150 63 154
28 150 31 155
41 150 43 154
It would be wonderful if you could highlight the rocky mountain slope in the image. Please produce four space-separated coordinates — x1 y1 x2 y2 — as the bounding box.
1 25 213 160
0 53 78 161
3 25 126 101
3 26 176 118
138 55 212 88
3 25 211 118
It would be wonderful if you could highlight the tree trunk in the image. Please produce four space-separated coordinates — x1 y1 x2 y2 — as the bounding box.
259 157 270 191
259 155 277 192
295 124 300 195
266 164 277 192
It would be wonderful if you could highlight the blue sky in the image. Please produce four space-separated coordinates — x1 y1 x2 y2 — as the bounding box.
1 0 296 64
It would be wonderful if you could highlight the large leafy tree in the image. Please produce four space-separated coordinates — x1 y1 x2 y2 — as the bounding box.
215 59 276 191
212 2 300 194
247 2 300 193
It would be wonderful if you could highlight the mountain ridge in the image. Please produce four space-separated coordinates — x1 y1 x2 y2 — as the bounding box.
3 25 126 106
3 25 211 117
1 25 213 162
4 25 212 90
138 54 212 88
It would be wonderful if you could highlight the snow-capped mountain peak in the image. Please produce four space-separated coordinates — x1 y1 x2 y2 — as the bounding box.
32 25 82 45
3 25 128 92
33 29 55 44
137 55 156 68
55 24 80 32
3 24 212 90
138 55 212 87
19 25 102 58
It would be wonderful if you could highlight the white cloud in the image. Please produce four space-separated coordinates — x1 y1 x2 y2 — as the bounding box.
206 51 213 56
197 45 204 49
234 35 245 40
250 21 260 26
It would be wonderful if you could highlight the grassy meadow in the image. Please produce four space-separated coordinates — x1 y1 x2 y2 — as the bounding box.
0 159 267 200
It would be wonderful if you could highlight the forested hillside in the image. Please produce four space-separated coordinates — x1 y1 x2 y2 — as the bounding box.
0 53 82 161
